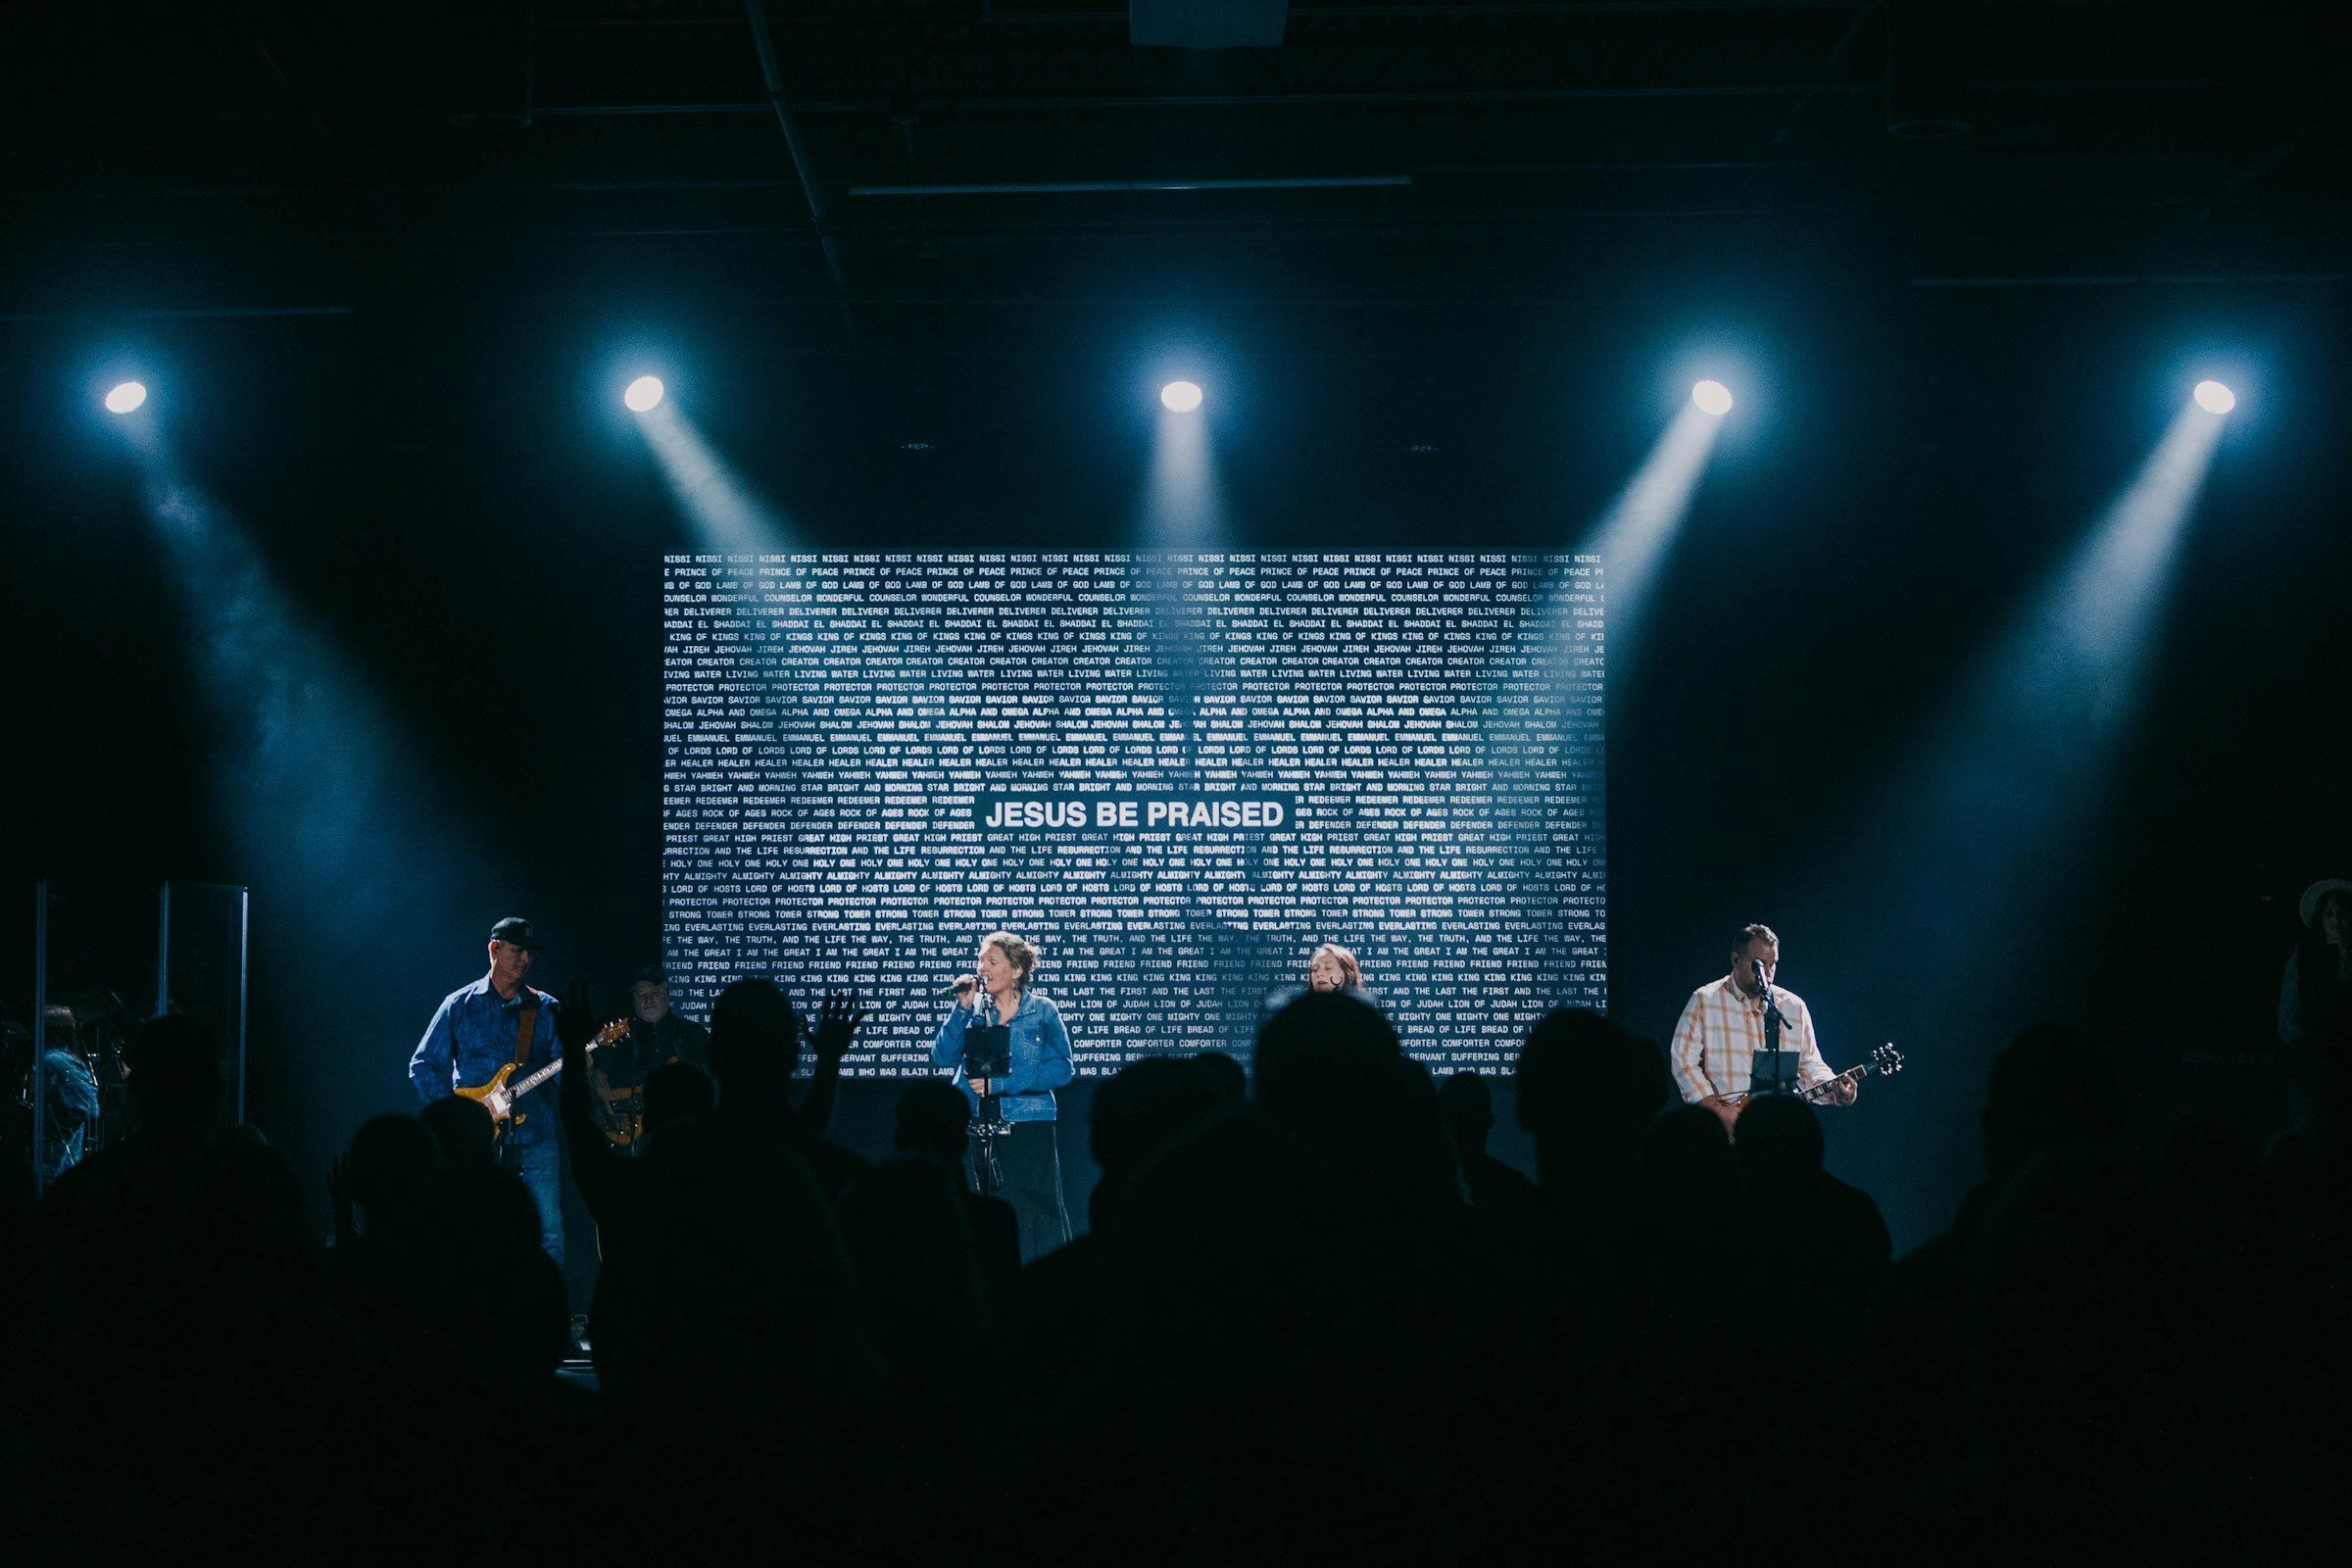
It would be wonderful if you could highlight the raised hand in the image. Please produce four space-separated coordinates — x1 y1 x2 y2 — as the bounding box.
811 990 869 1064
556 979 600 1053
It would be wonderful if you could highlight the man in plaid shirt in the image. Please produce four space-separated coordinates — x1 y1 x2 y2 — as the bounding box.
1671 923 1858 1134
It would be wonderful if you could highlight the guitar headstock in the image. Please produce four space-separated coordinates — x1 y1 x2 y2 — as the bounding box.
593 1019 632 1049
1872 1042 1903 1078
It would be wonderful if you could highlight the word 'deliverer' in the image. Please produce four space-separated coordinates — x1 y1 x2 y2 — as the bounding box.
977 792 1298 833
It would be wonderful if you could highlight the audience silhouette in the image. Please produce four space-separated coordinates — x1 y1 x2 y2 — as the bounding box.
1437 1066 1538 1219
13 983 2339 1562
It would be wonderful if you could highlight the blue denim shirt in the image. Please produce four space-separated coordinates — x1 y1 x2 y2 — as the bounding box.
38 1048 100 1185
931 991 1074 1123
408 976 563 1144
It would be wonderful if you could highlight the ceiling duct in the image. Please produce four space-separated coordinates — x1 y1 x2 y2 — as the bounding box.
1886 0 1976 139
1130 0 1290 50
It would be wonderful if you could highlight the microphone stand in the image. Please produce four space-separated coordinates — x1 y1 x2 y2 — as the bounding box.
1755 975 1793 1097
965 991 1015 1200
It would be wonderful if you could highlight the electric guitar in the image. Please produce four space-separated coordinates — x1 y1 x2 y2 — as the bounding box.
593 1074 649 1149
455 1019 630 1138
587 1032 700 1148
1725 1042 1904 1107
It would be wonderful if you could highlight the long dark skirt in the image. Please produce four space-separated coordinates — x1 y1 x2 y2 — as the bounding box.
969 1119 1072 1262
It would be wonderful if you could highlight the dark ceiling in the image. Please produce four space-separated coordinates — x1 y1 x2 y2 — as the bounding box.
6 1 2346 346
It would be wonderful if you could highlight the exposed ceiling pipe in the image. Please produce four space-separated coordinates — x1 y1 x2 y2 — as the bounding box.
744 0 854 337
847 175 1411 196
1130 0 1291 49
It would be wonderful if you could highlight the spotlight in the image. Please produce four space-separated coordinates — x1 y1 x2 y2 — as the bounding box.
105 381 148 415
624 375 665 413
1690 380 1734 416
2192 380 2235 415
1160 380 1203 414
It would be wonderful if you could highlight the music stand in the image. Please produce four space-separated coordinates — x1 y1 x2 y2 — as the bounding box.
1747 980 1795 1101
1747 1049 1799 1098
962 1022 1013 1197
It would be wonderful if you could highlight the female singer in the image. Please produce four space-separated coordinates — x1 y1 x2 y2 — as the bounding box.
932 930 1074 1259
1307 943 1363 995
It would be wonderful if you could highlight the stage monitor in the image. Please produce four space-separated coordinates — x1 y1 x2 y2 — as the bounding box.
662 552 1604 1074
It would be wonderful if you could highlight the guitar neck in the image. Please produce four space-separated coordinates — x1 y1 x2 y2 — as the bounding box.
509 1058 564 1099
507 1036 612 1101
1797 1063 1873 1102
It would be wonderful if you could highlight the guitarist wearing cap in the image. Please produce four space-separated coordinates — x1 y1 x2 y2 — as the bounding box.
408 917 567 1265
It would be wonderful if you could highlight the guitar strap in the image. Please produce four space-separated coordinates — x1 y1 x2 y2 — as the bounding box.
514 994 541 1067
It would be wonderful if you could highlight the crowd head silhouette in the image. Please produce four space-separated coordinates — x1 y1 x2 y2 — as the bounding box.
8 981 2339 1563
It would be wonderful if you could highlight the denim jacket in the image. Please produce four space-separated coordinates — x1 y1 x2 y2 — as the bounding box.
931 991 1075 1123
407 976 562 1144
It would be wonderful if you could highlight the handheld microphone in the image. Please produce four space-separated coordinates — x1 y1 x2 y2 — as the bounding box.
937 976 979 1001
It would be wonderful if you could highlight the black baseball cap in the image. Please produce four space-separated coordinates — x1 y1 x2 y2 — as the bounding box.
488 917 542 953
633 963 669 988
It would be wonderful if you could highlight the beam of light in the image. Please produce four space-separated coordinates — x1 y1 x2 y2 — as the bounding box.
633 400 794 556
123 445 513 1168
1582 400 1724 674
1471 401 1722 903
1124 388 1233 819
1840 400 2228 962
1138 396 1225 554
2028 401 2230 740
1800 398 2230 1249
2193 379 2234 415
106 381 148 415
625 375 666 413
1160 379 1203 414
1466 399 1725 1001
145 481 452 879
1691 379 1734 416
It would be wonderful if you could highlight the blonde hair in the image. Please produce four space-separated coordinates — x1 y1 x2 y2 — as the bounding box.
981 930 1040 987
1309 943 1362 990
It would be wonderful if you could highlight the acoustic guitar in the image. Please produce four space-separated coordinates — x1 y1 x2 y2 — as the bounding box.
455 1019 630 1139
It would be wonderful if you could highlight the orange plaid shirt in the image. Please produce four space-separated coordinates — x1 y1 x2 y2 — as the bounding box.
1669 974 1836 1102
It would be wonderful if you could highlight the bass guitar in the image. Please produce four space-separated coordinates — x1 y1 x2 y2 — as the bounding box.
1725 1042 1904 1107
456 1019 630 1139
